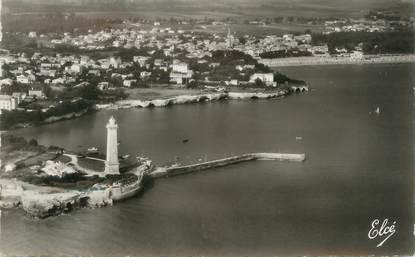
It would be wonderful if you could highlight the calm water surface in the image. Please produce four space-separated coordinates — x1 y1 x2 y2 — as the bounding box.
2 63 414 255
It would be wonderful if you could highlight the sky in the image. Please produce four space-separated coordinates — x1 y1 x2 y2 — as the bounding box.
3 0 413 18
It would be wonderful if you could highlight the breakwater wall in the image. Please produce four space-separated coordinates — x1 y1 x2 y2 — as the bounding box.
149 152 306 179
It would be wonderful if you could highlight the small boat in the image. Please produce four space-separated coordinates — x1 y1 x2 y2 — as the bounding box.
295 136 302 140
121 154 130 159
182 139 189 143
87 147 98 152
375 107 381 114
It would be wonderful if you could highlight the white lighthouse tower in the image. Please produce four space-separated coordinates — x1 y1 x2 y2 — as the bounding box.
105 116 120 175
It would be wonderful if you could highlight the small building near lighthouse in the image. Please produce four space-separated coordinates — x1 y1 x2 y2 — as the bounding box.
105 116 120 175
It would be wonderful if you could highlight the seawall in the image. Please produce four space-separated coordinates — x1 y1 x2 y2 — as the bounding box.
149 152 306 179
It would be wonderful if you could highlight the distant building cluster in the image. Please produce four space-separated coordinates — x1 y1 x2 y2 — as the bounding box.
0 9 412 114
323 17 413 34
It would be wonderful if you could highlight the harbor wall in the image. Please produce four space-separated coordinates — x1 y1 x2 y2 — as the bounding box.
149 152 305 179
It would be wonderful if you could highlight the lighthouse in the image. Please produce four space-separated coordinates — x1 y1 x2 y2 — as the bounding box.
105 116 120 175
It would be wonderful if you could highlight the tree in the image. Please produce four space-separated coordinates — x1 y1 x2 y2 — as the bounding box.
28 139 38 146
71 85 101 101
255 78 265 87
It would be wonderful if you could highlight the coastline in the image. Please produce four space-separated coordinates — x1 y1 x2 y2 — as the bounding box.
1 88 308 132
95 88 308 110
0 151 306 218
259 54 415 67
2 107 94 131
0 88 308 219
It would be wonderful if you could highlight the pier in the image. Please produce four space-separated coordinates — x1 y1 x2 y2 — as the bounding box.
148 152 306 179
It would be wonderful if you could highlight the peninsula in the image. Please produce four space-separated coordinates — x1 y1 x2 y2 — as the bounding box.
0 117 306 219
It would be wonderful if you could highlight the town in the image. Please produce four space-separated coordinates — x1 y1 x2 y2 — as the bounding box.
0 7 414 129
0 23 310 129
0 0 414 255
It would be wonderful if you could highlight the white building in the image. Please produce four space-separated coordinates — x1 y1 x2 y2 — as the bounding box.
28 32 37 38
97 82 109 91
140 71 151 79
250 73 276 87
0 95 18 113
350 50 364 60
16 74 35 84
123 79 137 88
110 57 122 68
28 86 45 98
12 92 26 104
172 62 188 74
70 64 83 74
133 56 149 67
250 73 274 83
170 62 193 85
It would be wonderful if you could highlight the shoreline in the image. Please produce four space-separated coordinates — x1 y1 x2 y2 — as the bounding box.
3 89 307 131
259 54 415 67
0 151 305 219
96 88 308 111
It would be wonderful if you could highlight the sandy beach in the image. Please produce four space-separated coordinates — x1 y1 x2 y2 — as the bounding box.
259 54 415 67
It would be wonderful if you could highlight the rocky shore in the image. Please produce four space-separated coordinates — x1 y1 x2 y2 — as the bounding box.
0 145 307 219
0 166 148 218
0 88 309 219
95 88 308 110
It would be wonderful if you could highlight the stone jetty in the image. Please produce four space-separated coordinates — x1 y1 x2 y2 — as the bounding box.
149 152 306 179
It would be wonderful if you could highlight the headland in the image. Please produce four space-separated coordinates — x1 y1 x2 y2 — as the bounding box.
0 129 306 219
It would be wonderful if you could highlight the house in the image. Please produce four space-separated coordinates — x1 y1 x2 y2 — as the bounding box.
123 79 137 88
98 59 111 69
97 82 109 91
110 57 122 68
209 62 220 68
12 92 26 104
172 62 189 74
28 32 37 38
243 64 255 70
229 79 238 86
74 82 90 88
88 70 101 76
0 95 18 113
154 59 164 66
51 77 67 85
39 69 57 77
250 73 276 86
170 62 193 85
70 64 84 74
250 73 274 83
293 34 312 44
133 56 149 67
28 85 45 98
0 78 13 86
140 71 152 79
350 50 363 60
16 74 35 84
